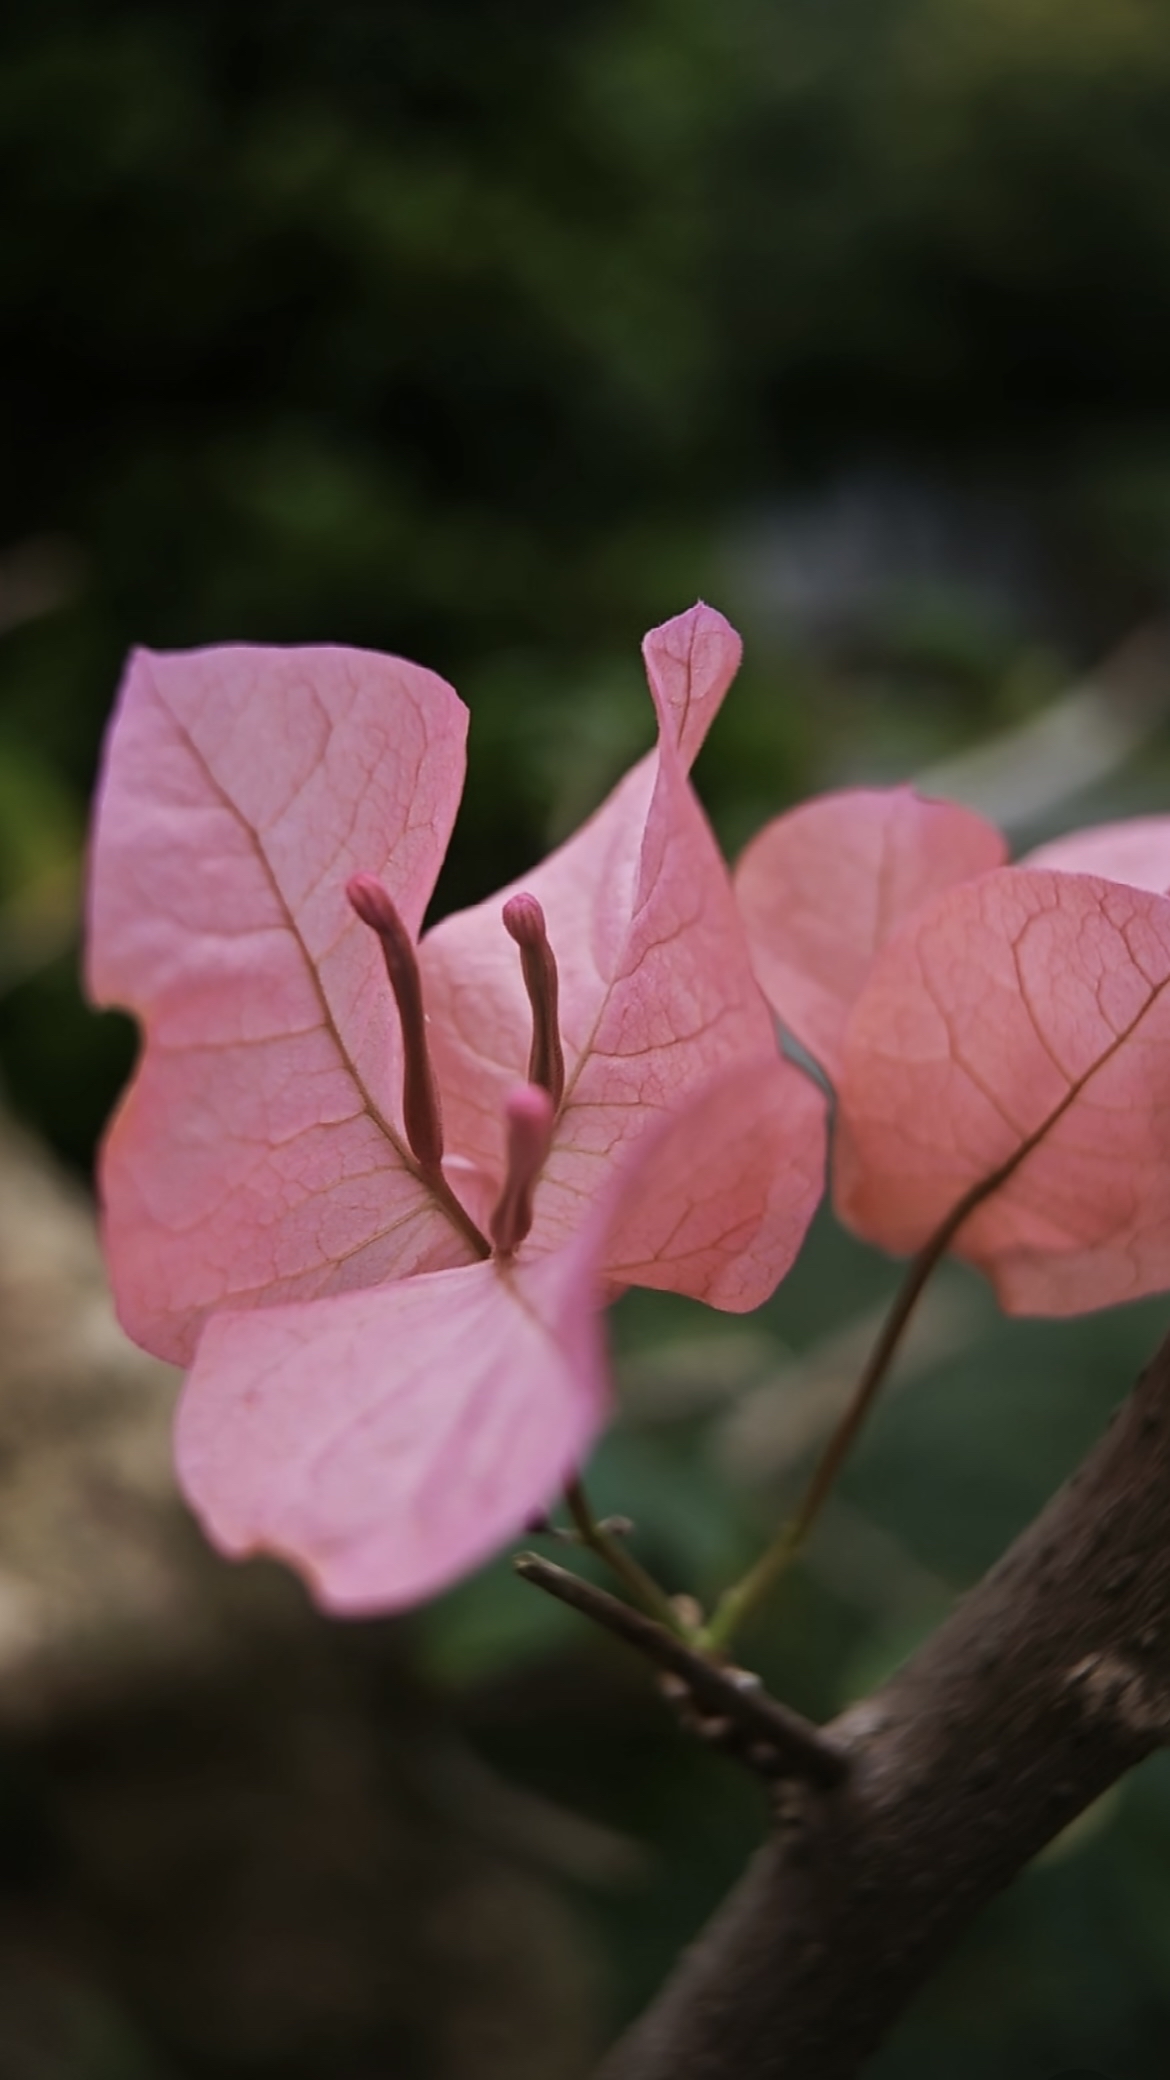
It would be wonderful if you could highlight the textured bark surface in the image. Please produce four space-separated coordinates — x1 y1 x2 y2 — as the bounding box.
599 1329 1170 2080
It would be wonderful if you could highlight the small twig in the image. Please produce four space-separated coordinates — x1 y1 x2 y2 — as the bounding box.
514 1551 847 1788
563 1477 689 1636
703 1152 1038 1652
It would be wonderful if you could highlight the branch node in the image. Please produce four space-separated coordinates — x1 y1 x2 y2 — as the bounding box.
514 1550 848 1789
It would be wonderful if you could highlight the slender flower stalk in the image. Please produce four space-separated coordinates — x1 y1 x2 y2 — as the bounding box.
347 873 445 1177
563 1478 692 1638
702 1155 1036 1652
490 1084 555 1256
503 891 566 1107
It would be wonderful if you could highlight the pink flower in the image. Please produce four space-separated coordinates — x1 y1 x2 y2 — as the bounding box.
88 605 826 1612
736 788 1170 1318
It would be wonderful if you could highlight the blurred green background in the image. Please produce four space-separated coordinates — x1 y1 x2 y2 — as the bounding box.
4 0 1170 2073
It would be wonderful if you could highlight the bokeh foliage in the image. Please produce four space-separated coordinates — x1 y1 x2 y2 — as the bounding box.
5 0 1170 2071
8 0 1170 1157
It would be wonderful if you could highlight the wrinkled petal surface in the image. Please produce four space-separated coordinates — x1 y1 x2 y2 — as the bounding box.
603 1051 826 1309
175 1174 614 1614
88 645 476 1365
835 867 1170 1314
735 787 1007 1080
1024 816 1170 894
420 605 809 1298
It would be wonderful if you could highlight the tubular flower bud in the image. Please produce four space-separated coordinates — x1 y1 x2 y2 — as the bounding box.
347 874 445 1176
502 891 565 1108
489 1083 555 1257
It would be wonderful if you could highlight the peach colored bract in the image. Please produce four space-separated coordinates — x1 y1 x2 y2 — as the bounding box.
739 790 1170 1316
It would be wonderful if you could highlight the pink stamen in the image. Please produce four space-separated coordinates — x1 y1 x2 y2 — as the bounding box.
347 874 445 1176
503 891 565 1108
490 1083 555 1257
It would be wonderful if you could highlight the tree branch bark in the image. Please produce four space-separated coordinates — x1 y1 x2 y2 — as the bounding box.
514 1553 848 1788
597 1325 1170 2080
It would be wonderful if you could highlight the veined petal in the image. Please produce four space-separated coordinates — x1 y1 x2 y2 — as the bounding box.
88 645 476 1365
602 1051 827 1310
640 599 743 768
736 786 1007 1082
835 867 1170 1315
421 606 793 1295
175 1212 610 1614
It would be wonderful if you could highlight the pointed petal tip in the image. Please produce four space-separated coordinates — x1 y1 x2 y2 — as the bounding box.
643 599 740 652
640 603 744 768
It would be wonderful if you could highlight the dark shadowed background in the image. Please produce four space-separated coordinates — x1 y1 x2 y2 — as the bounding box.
3 2 1170 2074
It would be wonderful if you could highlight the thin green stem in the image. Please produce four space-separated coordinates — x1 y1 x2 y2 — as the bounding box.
702 1179 989 1653
563 1478 693 1639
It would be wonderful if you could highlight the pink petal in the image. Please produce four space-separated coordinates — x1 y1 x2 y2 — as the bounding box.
174 1218 610 1615
420 752 655 1180
88 645 477 1366
602 1051 826 1309
1023 815 1170 894
172 1029 814 1616
835 867 1170 1315
421 607 809 1297
735 787 1007 1080
640 600 744 768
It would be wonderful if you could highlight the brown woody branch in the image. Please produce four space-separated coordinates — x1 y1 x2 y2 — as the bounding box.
514 1552 847 1788
594 1324 1170 2080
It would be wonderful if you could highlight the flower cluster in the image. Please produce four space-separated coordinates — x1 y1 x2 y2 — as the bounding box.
88 605 1170 1611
